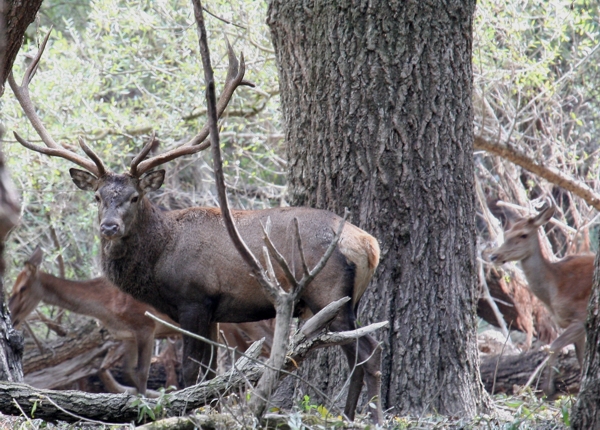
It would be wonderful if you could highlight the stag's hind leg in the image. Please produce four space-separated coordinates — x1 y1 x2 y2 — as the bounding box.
330 302 383 424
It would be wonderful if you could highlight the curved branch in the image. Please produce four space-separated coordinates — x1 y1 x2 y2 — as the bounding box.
474 136 600 210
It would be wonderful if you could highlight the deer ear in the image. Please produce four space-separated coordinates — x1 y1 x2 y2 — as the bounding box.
27 246 43 268
140 170 165 193
70 168 98 191
530 204 555 228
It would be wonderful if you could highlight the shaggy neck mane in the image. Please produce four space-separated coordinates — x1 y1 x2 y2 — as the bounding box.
101 197 170 309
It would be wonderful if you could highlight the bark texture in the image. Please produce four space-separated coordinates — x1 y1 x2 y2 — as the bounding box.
268 0 487 417
0 0 44 97
0 0 40 384
571 250 600 429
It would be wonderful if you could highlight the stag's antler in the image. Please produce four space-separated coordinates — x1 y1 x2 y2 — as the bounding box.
9 29 107 178
130 40 254 177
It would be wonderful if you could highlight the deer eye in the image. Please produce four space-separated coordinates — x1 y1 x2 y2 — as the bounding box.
94 194 101 203
520 234 528 239
131 195 139 203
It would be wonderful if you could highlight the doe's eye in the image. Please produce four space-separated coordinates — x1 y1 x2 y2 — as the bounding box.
520 234 528 239
94 195 101 203
131 195 139 203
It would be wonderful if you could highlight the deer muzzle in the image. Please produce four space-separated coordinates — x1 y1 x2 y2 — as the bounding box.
100 219 123 238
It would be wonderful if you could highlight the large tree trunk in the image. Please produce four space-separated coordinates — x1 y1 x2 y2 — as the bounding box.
571 250 600 428
268 0 488 417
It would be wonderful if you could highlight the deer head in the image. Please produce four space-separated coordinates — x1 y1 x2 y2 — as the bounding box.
488 203 555 264
9 246 44 327
8 30 253 241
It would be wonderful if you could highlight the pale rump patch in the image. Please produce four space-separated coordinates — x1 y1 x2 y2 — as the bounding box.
338 224 380 307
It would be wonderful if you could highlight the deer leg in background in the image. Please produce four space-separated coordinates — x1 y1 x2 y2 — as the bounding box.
327 301 383 422
133 328 155 396
546 321 586 396
200 323 219 380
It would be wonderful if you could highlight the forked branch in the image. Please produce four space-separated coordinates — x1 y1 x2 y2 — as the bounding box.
191 0 353 420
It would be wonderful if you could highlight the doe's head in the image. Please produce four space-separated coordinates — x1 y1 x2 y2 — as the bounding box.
9 247 44 327
487 203 555 265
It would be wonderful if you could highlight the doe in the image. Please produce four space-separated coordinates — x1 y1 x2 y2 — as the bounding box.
487 202 592 395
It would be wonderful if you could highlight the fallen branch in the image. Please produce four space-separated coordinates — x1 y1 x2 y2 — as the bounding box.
0 311 387 423
474 136 600 210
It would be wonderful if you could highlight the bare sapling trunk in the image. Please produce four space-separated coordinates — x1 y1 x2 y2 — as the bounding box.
190 0 382 422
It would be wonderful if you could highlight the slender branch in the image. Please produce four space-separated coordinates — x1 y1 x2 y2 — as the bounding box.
294 210 348 300
294 218 309 276
260 222 297 288
474 136 600 210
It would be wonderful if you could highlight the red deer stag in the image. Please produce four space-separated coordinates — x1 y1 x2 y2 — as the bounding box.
9 247 181 396
9 33 382 422
487 202 592 395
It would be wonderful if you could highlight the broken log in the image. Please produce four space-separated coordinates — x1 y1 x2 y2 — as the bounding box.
480 348 580 396
0 314 386 423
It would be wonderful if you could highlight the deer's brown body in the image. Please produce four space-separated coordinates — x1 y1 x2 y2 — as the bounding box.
488 203 592 394
82 170 382 413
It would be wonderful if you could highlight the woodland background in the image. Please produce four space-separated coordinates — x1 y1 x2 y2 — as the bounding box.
1 0 600 428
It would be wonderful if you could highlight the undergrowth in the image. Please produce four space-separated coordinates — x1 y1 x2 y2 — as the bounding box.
0 392 572 429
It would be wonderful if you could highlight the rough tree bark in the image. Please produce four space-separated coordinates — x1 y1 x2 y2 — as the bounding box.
0 0 43 384
571 250 600 428
268 0 488 417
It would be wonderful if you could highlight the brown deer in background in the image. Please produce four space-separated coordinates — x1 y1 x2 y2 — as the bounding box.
9 247 181 396
9 32 382 422
487 202 593 395
10 247 275 394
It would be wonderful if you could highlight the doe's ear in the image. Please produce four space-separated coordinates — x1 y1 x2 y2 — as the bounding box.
70 168 98 191
140 170 165 193
530 203 555 228
27 246 43 268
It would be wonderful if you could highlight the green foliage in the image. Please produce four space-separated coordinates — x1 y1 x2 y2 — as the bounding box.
1 0 283 332
131 388 171 423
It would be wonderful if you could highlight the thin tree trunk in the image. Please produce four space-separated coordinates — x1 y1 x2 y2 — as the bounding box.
571 250 600 428
268 0 488 417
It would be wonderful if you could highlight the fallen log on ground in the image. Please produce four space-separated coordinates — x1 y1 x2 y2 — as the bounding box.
22 321 115 390
0 307 387 424
480 347 580 396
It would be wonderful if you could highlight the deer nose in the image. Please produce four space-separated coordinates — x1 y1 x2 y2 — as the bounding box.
100 221 120 237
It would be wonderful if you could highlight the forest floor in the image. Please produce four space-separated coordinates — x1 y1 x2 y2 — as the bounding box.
0 392 572 429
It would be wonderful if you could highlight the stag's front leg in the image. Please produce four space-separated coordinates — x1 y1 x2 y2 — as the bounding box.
180 306 213 386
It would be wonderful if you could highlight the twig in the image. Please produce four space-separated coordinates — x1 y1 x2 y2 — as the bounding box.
474 136 600 210
202 5 246 29
521 356 551 393
12 399 34 425
43 395 111 426
491 321 513 395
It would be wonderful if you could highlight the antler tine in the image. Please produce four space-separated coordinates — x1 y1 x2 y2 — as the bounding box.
9 29 103 177
78 138 107 177
12 133 101 177
130 131 156 176
23 27 53 86
133 43 255 176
